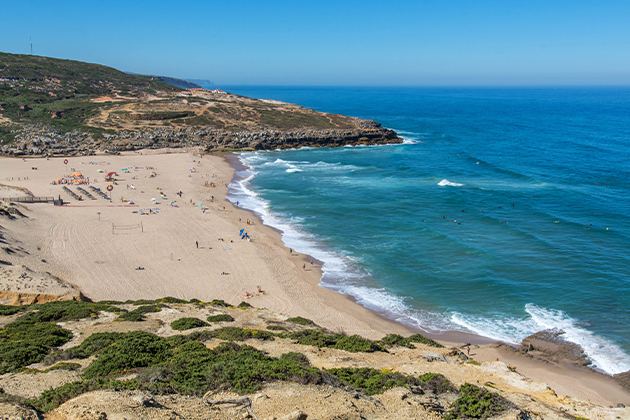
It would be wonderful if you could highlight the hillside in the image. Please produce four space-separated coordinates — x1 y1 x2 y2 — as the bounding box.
0 298 620 420
0 52 401 156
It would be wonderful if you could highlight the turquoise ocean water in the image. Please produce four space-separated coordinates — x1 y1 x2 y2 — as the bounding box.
216 86 630 375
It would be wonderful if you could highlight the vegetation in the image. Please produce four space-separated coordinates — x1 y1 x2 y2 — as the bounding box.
287 316 316 326
209 299 230 307
418 373 457 394
171 317 209 331
0 298 507 416
267 325 286 331
0 300 121 374
206 314 234 323
326 367 420 395
0 321 72 374
286 329 386 353
380 333 444 349
445 383 512 420
118 304 162 322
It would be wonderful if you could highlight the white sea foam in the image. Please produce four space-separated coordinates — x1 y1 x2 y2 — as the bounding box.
286 167 303 173
451 304 630 375
438 179 464 187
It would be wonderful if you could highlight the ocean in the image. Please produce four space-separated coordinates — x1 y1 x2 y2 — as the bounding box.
215 86 630 375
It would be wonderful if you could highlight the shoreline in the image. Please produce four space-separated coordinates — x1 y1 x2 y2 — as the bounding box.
225 151 507 348
0 151 628 406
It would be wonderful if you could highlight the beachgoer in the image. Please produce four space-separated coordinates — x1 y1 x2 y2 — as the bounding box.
303 263 306 269
467 347 470 356
196 241 199 248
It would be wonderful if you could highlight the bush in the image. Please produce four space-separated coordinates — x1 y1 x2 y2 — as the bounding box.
15 301 120 324
209 299 230 307
207 314 234 323
287 330 385 353
326 367 420 395
171 317 209 331
237 301 252 309
445 383 512 419
44 332 128 364
82 332 170 378
44 362 81 373
209 327 276 342
159 297 188 304
118 304 162 322
407 333 443 348
380 334 414 348
0 304 27 316
287 316 316 326
0 321 72 374
167 342 324 395
267 325 286 331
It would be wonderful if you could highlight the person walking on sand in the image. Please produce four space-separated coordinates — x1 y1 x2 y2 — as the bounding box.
196 241 198 249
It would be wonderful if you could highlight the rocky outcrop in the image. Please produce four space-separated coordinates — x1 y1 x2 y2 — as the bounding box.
0 121 402 157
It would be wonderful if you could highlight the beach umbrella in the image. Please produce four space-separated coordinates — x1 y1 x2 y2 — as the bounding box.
97 169 104 173
151 198 156 201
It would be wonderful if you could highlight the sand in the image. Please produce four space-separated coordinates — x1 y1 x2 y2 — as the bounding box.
1 150 628 407
0 150 409 340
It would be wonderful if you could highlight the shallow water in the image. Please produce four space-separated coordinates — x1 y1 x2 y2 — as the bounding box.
219 86 630 375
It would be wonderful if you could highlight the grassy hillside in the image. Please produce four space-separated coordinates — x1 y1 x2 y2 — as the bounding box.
0 52 179 134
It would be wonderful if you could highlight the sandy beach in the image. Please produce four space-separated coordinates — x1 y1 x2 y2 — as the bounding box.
1 150 629 408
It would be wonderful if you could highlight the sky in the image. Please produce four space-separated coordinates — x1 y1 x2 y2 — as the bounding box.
2 0 629 86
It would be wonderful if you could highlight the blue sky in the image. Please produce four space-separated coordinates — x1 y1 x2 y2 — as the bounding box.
2 1 629 86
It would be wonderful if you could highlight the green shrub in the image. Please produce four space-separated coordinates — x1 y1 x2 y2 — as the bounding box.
237 301 252 309
380 333 443 349
209 327 276 342
171 317 209 331
209 299 230 307
207 314 234 323
44 332 128 364
287 330 385 353
0 304 28 316
380 334 414 348
445 383 512 419
82 332 170 378
167 342 324 395
267 325 286 331
15 301 119 324
407 333 444 348
124 299 156 305
118 304 162 322
44 362 81 372
326 367 420 395
0 321 73 374
287 316 316 326
159 297 188 304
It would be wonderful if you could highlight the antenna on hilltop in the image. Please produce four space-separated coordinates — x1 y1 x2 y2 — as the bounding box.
30 37 33 55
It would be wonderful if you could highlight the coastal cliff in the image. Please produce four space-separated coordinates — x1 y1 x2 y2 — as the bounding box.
0 52 403 156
